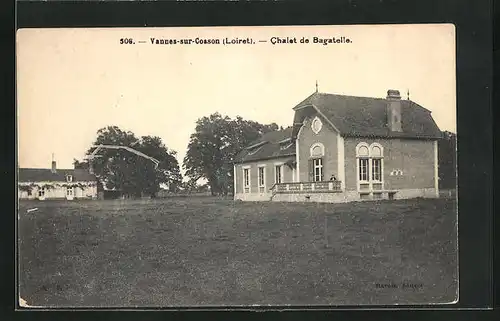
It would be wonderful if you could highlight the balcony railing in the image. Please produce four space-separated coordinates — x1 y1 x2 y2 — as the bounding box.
271 181 342 194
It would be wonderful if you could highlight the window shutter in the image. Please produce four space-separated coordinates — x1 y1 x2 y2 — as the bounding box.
308 159 314 182
321 157 325 181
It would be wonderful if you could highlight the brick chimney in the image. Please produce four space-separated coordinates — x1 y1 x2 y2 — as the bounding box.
51 160 57 173
386 89 402 132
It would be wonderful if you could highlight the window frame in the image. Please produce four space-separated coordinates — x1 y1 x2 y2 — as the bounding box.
257 165 266 193
371 158 382 182
313 158 323 182
274 163 284 184
358 158 370 183
356 142 385 191
370 143 384 184
242 166 251 193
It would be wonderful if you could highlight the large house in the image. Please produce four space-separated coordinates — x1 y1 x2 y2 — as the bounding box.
18 160 98 200
234 89 443 203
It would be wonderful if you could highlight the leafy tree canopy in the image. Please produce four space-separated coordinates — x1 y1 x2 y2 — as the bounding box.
77 126 182 197
183 113 280 195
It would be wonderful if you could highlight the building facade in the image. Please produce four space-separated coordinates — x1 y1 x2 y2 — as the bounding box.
234 89 442 203
18 161 98 201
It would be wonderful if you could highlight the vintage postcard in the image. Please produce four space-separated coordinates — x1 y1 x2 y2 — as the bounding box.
16 24 458 308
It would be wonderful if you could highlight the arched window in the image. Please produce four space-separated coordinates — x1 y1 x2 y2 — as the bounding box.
310 143 325 182
356 142 385 187
370 143 384 182
310 143 325 158
356 143 370 182
357 145 369 157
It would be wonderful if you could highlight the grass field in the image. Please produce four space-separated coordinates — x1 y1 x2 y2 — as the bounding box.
18 197 458 307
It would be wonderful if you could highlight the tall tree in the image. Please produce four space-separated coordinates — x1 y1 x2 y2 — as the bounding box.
81 126 182 197
183 113 279 195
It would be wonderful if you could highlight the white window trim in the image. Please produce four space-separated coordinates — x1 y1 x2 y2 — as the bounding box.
273 162 284 184
356 142 385 192
370 142 384 157
310 142 325 158
371 158 383 183
370 143 384 186
311 116 323 134
257 164 266 193
356 142 370 158
66 186 74 196
66 175 73 182
242 165 251 193
357 158 370 184
313 158 323 182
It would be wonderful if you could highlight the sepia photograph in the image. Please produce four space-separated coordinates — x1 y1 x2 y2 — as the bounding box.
16 24 458 308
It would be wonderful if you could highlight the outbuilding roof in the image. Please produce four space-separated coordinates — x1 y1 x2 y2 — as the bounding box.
235 127 295 163
18 168 97 183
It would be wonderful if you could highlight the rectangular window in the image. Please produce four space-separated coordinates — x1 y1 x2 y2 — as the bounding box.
258 166 265 193
372 158 382 182
359 158 369 181
313 158 323 182
38 188 45 197
275 165 282 184
67 187 73 196
27 189 32 196
243 168 250 193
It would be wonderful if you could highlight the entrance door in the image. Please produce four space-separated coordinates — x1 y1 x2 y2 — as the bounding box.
66 187 74 200
38 187 45 201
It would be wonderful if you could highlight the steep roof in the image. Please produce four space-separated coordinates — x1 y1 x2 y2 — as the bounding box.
293 92 442 139
18 168 97 183
235 91 443 163
235 127 296 163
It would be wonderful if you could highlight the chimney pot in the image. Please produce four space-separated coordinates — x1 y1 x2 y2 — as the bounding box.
387 89 401 100
51 160 57 173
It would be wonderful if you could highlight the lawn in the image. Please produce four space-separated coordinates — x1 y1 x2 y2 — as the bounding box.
18 197 458 307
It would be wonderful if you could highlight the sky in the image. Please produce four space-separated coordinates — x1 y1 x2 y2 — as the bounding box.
17 24 456 173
